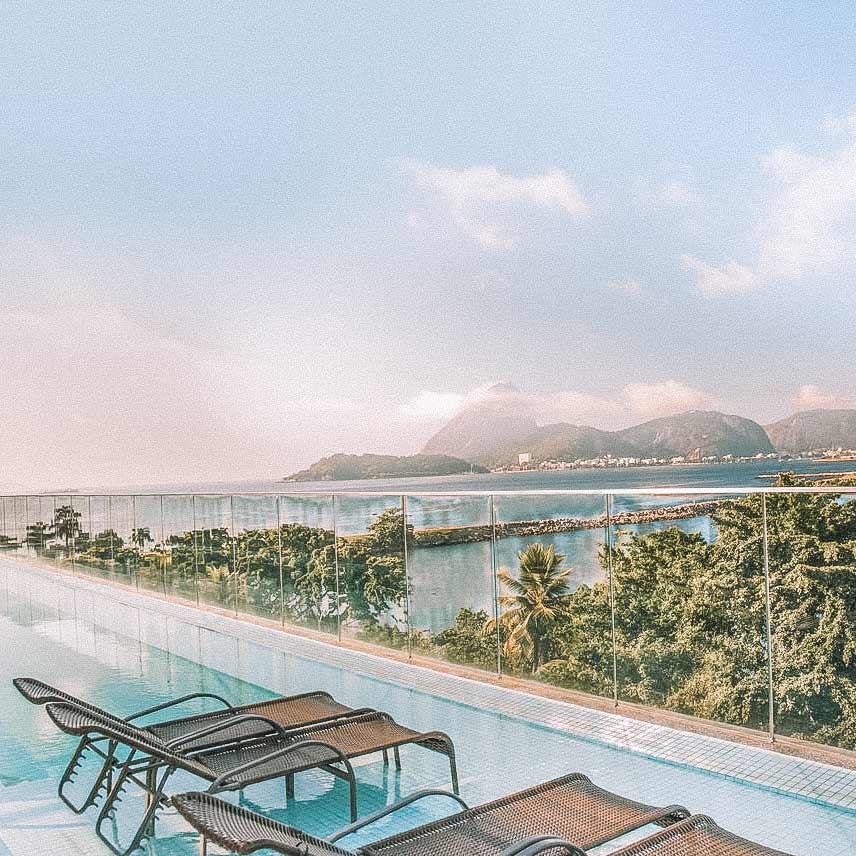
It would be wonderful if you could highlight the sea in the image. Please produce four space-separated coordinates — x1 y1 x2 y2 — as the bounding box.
70 459 855 632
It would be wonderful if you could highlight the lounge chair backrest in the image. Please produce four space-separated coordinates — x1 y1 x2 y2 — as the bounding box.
172 792 354 856
13 677 112 715
610 814 797 856
44 702 181 763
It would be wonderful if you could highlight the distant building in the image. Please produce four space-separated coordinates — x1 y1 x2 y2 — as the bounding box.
518 452 531 469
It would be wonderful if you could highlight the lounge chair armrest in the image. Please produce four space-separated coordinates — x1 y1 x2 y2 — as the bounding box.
415 730 456 755
126 692 233 721
327 789 470 844
499 836 587 856
207 739 355 793
166 714 286 749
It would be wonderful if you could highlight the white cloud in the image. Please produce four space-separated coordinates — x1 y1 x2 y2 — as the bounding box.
638 179 696 210
623 380 718 423
400 379 716 431
681 255 759 296
534 390 624 426
401 160 589 248
607 278 643 295
791 384 856 411
682 114 856 296
400 390 466 420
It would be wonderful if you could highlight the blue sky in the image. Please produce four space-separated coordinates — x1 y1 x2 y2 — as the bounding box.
2 2 856 488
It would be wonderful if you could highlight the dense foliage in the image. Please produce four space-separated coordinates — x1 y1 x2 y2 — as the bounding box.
434 483 856 748
287 453 487 482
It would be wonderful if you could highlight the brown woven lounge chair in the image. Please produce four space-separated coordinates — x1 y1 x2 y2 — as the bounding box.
14 676 358 814
171 774 691 856
44 701 458 856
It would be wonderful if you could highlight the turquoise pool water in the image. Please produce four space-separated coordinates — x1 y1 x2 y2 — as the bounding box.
1 568 855 856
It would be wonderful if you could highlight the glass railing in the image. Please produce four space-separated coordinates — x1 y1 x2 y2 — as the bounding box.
2 484 855 755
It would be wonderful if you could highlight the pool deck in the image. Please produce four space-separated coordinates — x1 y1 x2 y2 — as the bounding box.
4 556 856 815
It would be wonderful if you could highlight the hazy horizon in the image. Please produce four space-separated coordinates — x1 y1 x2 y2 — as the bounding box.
3 3 856 491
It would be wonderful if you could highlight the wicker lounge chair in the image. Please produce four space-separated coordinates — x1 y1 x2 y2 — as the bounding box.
44 701 458 856
14 676 354 748
14 676 357 816
171 774 690 856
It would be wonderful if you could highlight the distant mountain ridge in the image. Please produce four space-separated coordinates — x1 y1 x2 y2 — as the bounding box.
765 410 856 453
286 453 488 482
290 387 856 479
421 383 788 466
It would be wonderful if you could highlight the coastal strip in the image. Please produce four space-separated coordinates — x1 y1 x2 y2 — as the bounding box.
409 500 723 547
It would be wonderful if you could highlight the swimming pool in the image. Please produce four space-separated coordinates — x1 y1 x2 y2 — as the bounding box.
1 560 855 856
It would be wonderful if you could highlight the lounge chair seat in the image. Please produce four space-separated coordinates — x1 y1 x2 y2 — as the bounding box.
44 702 458 856
171 774 690 856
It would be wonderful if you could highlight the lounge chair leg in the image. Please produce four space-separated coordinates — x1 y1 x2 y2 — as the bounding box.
382 749 389 766
286 773 295 799
145 768 156 833
393 747 401 770
58 736 117 814
347 769 357 822
95 760 174 856
199 834 207 856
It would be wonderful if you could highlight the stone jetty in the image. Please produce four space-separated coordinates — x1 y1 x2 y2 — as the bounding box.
412 500 722 547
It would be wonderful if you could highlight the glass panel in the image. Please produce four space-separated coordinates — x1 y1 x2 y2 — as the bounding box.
161 495 197 603
108 495 136 587
404 494 497 670
606 489 770 732
0 497 14 554
24 496 41 560
193 495 233 612
132 495 166 596
491 493 612 691
47 495 79 570
334 494 408 649
276 495 337 635
231 495 281 623
768 488 856 753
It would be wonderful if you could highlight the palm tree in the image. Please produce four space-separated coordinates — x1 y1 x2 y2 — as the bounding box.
132 527 153 551
486 543 572 674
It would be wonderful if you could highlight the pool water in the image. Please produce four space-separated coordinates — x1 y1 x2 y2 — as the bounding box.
1 570 855 856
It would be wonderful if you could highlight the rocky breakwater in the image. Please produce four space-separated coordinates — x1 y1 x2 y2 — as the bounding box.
413 500 723 547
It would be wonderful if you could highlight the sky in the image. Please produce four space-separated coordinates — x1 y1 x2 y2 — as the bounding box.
2 1 856 490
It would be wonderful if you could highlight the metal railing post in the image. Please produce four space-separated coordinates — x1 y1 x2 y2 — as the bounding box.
490 495 503 678
230 496 238 616
332 495 341 642
191 495 200 606
762 493 776 743
401 495 412 659
159 494 167 596
276 496 285 628
68 495 76 575
606 494 619 708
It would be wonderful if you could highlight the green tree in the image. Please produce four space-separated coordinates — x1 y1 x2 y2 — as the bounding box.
487 543 572 674
131 527 153 550
53 505 82 550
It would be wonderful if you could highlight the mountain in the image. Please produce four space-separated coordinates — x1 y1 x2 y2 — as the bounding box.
615 411 774 458
765 410 856 453
422 402 775 466
421 383 538 461
286 453 488 482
